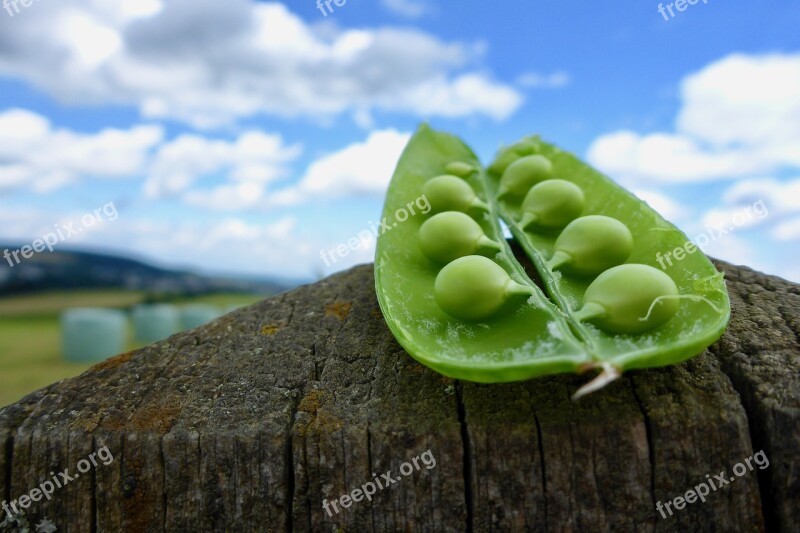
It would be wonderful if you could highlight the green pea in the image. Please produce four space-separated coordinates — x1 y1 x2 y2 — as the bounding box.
422 175 489 213
498 155 554 199
519 179 585 231
546 215 633 277
434 256 533 321
574 264 680 334
487 139 538 175
419 212 502 264
445 161 476 178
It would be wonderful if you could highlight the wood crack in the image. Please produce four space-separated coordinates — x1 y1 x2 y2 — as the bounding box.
533 413 548 532
455 382 474 533
629 377 657 530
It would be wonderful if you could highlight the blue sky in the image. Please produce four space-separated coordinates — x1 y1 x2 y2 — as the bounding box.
0 0 798 282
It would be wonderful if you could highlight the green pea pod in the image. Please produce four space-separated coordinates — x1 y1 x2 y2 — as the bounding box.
487 136 730 394
375 125 589 382
375 126 731 396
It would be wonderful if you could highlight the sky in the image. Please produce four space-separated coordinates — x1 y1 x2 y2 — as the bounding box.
0 0 798 282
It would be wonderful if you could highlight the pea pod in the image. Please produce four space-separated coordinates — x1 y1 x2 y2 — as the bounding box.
487 136 730 394
375 126 730 395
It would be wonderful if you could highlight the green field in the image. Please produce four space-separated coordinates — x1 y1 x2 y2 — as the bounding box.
0 290 262 408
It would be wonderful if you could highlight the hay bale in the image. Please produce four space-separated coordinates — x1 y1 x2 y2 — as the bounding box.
61 308 127 362
132 304 180 343
180 304 222 330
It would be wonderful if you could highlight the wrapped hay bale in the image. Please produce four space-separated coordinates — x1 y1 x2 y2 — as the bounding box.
180 304 222 330
132 304 180 343
61 308 127 362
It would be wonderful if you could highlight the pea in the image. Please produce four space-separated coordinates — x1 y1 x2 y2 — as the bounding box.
546 215 633 276
376 125 730 394
434 256 533 321
419 212 502 264
574 264 680 334
487 138 539 175
422 175 489 213
498 155 554 199
519 179 585 231
444 161 476 178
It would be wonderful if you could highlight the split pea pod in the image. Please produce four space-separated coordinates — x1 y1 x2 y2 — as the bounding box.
375 126 730 395
487 136 730 388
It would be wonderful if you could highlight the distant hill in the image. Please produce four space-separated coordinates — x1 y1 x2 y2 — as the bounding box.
0 246 296 296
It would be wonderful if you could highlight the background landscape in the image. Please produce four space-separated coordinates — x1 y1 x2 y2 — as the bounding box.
0 0 798 405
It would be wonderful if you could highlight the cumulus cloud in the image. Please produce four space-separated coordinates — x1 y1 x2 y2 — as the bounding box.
169 128 409 211
0 199 310 278
721 178 800 215
772 218 800 241
0 108 162 193
587 53 800 184
0 0 521 128
516 71 571 89
124 216 307 276
270 129 411 206
630 189 687 220
144 131 301 200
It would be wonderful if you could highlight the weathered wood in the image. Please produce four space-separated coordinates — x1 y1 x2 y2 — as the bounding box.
0 260 797 532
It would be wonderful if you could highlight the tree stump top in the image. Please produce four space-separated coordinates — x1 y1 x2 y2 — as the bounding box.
1 260 798 532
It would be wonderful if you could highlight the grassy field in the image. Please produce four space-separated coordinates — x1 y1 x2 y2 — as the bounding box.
0 290 263 408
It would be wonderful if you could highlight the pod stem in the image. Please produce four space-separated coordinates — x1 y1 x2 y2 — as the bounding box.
572 362 622 400
471 198 490 212
477 236 503 253
573 302 606 323
546 250 571 271
519 212 538 230
504 280 534 297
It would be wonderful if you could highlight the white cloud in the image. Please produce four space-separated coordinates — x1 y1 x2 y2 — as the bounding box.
699 205 769 233
677 54 800 148
0 0 521 128
381 0 427 18
0 108 162 193
587 130 768 183
144 131 301 199
516 71 571 89
270 129 410 206
0 200 314 278
772 217 800 241
183 182 267 211
120 216 308 276
385 74 522 121
631 189 687 220
722 178 800 215
697 233 757 268
587 53 800 184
